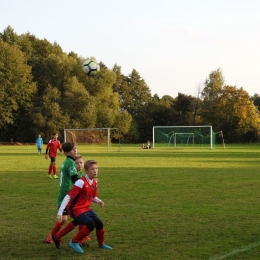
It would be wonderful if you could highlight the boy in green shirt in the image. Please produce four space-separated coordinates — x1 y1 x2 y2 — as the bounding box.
46 142 78 243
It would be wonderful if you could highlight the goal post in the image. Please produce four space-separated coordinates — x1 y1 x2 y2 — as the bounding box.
64 128 120 152
153 126 215 149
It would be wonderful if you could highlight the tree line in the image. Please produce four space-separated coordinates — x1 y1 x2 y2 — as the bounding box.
1 26 260 144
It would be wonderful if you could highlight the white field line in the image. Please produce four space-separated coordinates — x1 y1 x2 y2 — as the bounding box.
208 241 260 260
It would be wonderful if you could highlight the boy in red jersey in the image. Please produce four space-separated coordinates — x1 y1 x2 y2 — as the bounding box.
45 133 62 179
52 160 112 254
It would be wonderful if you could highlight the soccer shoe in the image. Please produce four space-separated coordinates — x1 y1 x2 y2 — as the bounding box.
79 241 90 247
51 235 61 249
47 174 53 178
69 240 84 254
53 175 59 179
99 244 112 250
83 235 91 241
46 234 53 244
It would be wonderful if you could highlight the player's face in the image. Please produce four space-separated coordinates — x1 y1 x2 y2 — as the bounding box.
75 158 84 172
53 134 58 140
87 164 98 180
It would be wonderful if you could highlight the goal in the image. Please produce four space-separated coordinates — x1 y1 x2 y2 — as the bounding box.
174 133 194 147
153 126 215 149
64 128 120 152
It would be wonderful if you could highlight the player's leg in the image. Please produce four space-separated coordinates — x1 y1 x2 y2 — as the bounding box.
52 158 58 179
69 212 94 254
79 224 91 242
47 157 53 178
46 215 67 244
87 209 112 249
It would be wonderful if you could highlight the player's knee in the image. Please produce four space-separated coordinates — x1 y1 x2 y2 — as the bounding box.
86 220 96 231
95 218 103 230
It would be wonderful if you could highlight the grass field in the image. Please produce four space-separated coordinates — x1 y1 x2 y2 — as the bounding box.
1 144 260 260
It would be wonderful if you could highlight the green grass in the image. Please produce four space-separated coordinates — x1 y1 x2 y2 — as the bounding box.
1 144 260 259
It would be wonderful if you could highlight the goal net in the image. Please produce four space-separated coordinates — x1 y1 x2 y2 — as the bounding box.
64 128 120 152
153 126 215 149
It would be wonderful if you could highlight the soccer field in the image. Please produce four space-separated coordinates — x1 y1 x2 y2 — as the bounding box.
1 144 260 260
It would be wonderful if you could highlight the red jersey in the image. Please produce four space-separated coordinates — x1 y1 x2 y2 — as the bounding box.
67 176 98 219
47 139 61 157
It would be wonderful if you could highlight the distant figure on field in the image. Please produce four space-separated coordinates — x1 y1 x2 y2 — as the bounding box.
36 134 43 155
142 140 151 149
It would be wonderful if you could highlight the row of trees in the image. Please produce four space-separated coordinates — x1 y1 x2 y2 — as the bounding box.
1 26 260 144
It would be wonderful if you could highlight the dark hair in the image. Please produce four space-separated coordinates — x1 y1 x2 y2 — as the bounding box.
62 142 75 153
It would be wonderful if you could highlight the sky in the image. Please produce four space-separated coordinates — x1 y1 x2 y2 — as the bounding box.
1 0 260 98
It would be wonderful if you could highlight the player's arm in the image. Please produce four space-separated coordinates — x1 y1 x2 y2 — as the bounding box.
57 180 83 221
71 174 79 184
45 147 49 159
59 143 62 153
57 194 71 222
92 197 104 207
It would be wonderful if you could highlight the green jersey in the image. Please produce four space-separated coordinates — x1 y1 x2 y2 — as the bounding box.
57 157 78 206
78 171 85 178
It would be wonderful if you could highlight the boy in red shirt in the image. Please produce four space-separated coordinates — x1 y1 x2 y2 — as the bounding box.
45 133 62 179
52 160 112 254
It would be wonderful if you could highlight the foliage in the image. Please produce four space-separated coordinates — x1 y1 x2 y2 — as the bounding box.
0 27 260 143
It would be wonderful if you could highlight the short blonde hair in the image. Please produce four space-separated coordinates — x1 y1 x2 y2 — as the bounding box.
84 159 97 170
75 155 83 161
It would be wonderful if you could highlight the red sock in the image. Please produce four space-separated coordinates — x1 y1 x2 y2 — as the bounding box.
48 166 53 174
53 166 56 175
96 228 105 246
79 224 84 231
72 226 91 243
56 222 76 240
51 222 64 235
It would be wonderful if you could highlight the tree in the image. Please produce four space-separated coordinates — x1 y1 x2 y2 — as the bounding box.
0 40 36 140
219 86 260 142
113 67 152 115
173 93 197 125
200 69 225 127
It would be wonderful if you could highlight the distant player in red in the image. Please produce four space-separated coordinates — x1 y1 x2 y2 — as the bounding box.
45 133 62 179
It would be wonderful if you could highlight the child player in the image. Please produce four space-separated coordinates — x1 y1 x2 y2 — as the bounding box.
35 134 43 155
45 133 62 179
51 160 112 254
45 142 78 243
75 155 91 242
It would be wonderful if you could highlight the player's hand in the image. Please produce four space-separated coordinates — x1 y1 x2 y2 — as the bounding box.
98 200 104 208
45 155 48 159
57 215 63 223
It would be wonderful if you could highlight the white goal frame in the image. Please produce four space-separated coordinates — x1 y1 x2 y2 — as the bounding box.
153 125 214 149
64 128 120 152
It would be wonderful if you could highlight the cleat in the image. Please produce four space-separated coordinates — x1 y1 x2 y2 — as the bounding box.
69 240 84 254
79 241 90 247
47 174 53 178
99 244 112 250
51 235 61 249
53 175 59 179
83 235 91 241
46 234 53 244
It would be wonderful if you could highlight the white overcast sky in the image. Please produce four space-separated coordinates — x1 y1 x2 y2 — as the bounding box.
1 0 260 98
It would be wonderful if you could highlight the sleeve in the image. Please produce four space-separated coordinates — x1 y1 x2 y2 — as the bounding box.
92 197 101 203
58 180 84 215
58 194 71 215
71 175 79 183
